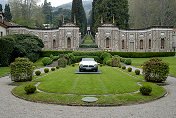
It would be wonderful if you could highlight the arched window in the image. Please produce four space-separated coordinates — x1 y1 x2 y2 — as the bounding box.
67 38 71 48
122 40 125 49
140 40 143 49
161 38 165 49
149 39 151 49
106 38 110 48
53 40 56 49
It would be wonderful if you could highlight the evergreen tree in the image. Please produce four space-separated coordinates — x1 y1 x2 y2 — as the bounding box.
0 4 2 12
4 4 12 21
71 0 87 37
91 0 129 36
42 0 52 24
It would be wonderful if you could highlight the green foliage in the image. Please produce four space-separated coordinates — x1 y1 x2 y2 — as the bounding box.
122 66 126 70
24 84 36 94
106 60 111 66
10 58 33 82
58 58 67 68
0 39 14 66
25 53 40 63
135 69 140 75
101 52 112 63
118 65 122 68
143 58 169 83
72 64 75 67
108 52 175 58
124 59 132 65
74 56 101 63
56 66 59 69
41 50 73 57
73 51 103 57
79 44 98 48
128 67 132 72
51 67 55 71
68 53 75 64
111 57 120 67
35 70 41 76
4 4 12 21
44 68 49 73
50 54 59 61
100 64 103 67
42 57 52 66
140 85 152 95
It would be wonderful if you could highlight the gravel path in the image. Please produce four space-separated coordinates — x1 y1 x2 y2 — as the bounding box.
0 75 176 117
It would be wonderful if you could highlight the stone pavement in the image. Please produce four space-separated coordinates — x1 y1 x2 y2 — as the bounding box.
0 67 176 118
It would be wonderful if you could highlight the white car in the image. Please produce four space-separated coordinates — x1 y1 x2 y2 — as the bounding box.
79 58 98 72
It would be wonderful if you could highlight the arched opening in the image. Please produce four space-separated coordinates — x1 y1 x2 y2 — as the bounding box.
140 40 143 49
161 38 165 49
122 40 125 49
106 38 110 48
53 40 56 49
67 38 71 48
149 39 151 49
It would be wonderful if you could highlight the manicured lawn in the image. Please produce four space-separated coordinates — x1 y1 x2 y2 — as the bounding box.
0 67 10 77
12 66 166 106
83 35 94 44
33 57 44 68
130 56 176 77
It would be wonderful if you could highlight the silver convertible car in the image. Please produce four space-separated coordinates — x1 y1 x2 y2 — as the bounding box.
79 58 98 72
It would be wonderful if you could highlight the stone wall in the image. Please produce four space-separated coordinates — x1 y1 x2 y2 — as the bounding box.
96 24 175 52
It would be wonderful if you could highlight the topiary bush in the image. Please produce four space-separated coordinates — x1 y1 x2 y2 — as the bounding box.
35 70 41 76
10 58 33 82
51 67 55 71
42 57 52 66
44 68 49 73
128 67 132 72
50 54 59 61
111 57 120 67
58 57 67 68
140 85 152 95
56 66 59 69
135 69 140 75
122 66 126 70
124 59 132 65
106 60 111 66
24 84 36 94
118 65 122 68
143 57 169 83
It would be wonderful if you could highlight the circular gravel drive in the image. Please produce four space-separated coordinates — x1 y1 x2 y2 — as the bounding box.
0 76 176 118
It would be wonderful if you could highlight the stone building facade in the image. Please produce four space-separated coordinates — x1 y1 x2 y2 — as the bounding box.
96 24 176 52
6 23 81 51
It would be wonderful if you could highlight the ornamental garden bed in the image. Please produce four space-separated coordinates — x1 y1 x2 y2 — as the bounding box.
12 66 166 106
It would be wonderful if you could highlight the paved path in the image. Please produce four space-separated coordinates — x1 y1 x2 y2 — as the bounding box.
0 72 176 117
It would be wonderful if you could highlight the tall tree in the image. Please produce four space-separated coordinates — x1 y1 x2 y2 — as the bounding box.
71 0 87 37
42 0 52 24
4 4 12 21
91 0 129 36
0 4 2 12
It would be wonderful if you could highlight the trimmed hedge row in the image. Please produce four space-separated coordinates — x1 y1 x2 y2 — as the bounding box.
72 51 103 57
79 44 98 48
108 52 175 58
74 56 102 63
41 50 73 57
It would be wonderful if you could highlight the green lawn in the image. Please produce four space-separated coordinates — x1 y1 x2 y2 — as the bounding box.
130 56 176 77
83 35 94 44
12 66 166 105
33 57 44 68
0 67 10 77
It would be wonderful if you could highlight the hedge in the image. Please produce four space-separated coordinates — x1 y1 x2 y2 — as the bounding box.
108 52 175 58
41 50 73 57
74 56 102 63
72 51 103 57
79 44 98 48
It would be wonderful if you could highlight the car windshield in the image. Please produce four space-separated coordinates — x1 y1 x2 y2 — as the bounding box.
82 58 95 61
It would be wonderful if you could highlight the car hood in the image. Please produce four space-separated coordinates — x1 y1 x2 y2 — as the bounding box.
79 61 98 65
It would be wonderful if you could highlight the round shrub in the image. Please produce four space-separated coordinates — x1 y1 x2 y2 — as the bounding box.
24 84 36 94
58 57 67 68
140 85 152 95
118 65 121 68
72 64 75 67
143 58 169 83
128 67 132 72
122 66 126 70
106 60 111 66
124 59 132 65
44 68 49 73
35 70 41 76
42 57 52 66
111 57 120 67
56 66 59 69
135 69 140 75
10 58 33 82
51 67 55 71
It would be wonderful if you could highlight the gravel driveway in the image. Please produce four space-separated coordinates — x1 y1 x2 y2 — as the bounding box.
0 75 176 118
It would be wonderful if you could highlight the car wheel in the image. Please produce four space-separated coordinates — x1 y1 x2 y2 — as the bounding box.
79 68 82 72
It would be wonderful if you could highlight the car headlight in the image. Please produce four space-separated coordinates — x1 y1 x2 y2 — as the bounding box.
94 64 98 67
80 64 83 67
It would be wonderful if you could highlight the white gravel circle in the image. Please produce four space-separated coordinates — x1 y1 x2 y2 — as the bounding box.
0 75 176 118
